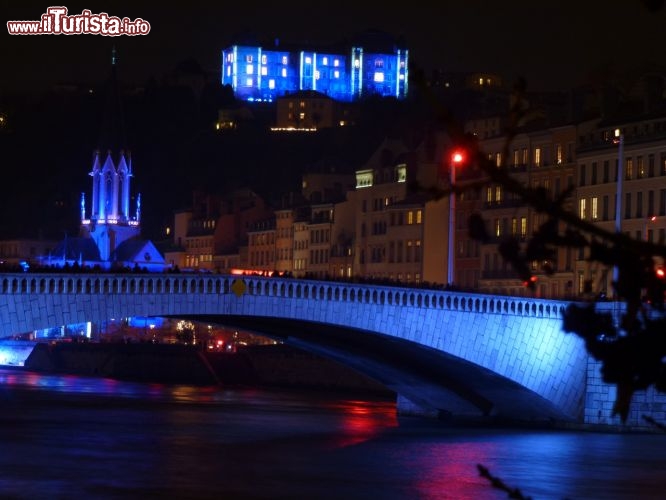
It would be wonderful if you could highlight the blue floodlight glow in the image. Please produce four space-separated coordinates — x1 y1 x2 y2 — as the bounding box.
222 39 408 103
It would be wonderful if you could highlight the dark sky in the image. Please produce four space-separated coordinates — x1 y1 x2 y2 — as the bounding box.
2 1 666 94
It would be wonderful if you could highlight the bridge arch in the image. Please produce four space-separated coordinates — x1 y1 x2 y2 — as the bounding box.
0 272 588 424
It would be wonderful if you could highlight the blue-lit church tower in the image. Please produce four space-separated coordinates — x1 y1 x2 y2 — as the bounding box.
221 31 409 103
81 149 140 261
41 50 168 272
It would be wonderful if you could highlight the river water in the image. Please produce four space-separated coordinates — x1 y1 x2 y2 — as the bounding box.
0 368 664 500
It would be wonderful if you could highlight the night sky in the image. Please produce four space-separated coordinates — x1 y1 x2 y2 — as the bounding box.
1 1 665 240
2 1 666 94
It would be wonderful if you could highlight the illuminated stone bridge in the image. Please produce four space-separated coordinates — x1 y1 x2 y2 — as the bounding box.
0 272 658 428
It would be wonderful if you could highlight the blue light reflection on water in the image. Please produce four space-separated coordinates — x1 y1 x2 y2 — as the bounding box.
0 368 665 500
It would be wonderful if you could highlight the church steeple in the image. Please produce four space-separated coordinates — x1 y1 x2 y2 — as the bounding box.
82 48 140 261
97 46 127 154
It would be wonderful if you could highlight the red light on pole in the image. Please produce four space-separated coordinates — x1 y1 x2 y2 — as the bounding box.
451 150 465 165
447 149 466 286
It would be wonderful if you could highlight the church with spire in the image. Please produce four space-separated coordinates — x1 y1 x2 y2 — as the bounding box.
39 49 169 272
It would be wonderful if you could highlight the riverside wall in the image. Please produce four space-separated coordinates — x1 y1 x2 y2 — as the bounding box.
21 342 393 395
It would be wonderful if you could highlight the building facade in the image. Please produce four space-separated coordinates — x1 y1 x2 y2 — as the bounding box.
221 33 408 103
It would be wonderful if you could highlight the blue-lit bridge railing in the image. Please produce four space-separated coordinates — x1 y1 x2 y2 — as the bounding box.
3 272 648 428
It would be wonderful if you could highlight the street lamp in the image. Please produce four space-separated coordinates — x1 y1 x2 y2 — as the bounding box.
613 128 624 296
448 150 465 286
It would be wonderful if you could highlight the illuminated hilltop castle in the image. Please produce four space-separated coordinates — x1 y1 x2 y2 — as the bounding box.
40 51 168 272
221 31 409 102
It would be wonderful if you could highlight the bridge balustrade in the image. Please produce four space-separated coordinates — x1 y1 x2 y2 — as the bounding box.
0 273 567 319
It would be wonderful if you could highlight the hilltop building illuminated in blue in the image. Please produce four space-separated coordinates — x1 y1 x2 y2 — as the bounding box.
221 31 408 102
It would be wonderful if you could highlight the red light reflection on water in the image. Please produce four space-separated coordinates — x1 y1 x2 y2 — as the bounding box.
408 440 500 499
328 398 398 448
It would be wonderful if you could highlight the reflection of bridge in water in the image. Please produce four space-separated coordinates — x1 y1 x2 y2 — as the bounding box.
0 272 661 429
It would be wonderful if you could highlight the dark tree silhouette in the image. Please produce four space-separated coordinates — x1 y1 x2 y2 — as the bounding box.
410 55 666 425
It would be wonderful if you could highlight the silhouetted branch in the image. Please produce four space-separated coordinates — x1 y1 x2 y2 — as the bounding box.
477 464 533 499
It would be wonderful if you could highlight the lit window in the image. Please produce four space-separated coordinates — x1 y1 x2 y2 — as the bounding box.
261 55 267 64
334 70 340 79
322 57 328 65
282 55 288 65
400 61 405 68
299 112 305 120
556 144 563 164
354 59 360 68
246 55 252 63
374 72 384 82
305 56 312 64
479 77 484 85
299 101 305 108
334 59 339 67
495 219 501 237
495 185 502 202
486 187 493 203
246 78 253 87
520 217 527 238
416 210 422 224
246 64 253 75
399 74 405 80
626 158 634 179
534 147 542 167
226 66 231 77
261 66 267 76
579 198 587 219
281 68 287 77
268 79 275 89
315 70 320 80
591 197 598 220
407 211 414 224
495 152 501 167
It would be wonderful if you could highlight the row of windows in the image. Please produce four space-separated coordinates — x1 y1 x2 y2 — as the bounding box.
250 233 275 246
388 240 422 263
189 219 216 231
276 227 293 238
579 155 666 186
250 250 275 267
362 196 397 212
287 101 328 109
310 249 329 265
232 52 397 71
186 238 212 249
332 265 353 278
488 143 575 168
490 217 528 239
389 210 422 226
311 229 330 244
579 189 666 221
184 254 213 268
276 248 293 261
